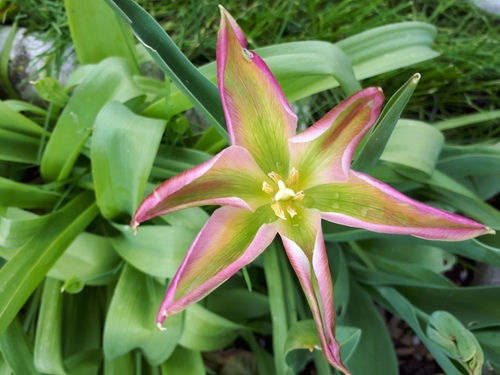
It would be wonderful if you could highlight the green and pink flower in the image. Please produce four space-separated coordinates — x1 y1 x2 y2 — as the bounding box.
132 7 493 374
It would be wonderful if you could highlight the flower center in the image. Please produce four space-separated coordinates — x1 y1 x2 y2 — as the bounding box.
275 180 296 201
262 168 304 220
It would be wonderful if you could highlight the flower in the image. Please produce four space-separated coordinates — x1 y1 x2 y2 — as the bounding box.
132 7 494 374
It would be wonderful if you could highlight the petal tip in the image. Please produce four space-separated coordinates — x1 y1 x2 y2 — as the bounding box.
218 4 227 16
130 219 139 234
156 322 167 331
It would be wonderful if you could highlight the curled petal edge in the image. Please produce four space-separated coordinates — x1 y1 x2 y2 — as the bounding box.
279 221 350 374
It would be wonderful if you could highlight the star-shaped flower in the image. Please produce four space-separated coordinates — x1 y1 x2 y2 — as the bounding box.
132 7 493 373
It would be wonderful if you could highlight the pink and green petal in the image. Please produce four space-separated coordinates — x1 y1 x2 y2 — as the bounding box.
156 206 278 326
132 146 268 227
289 87 383 188
306 171 494 241
217 7 297 176
277 209 350 374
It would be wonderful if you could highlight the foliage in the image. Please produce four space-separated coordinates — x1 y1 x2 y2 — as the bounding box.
0 0 499 374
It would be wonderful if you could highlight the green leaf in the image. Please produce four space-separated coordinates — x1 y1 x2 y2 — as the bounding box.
361 238 456 274
104 353 133 375
110 223 199 278
337 22 440 80
160 206 209 232
2 99 47 117
1 209 120 286
434 110 500 131
339 280 398 375
0 127 40 164
205 288 269 322
0 191 98 336
380 119 445 181
427 311 484 375
64 0 139 68
0 177 60 209
263 242 295 375
374 287 466 375
61 288 103 371
34 278 66 375
105 0 228 141
33 77 69 107
48 232 120 286
178 304 242 352
438 144 500 180
240 330 276 375
349 251 454 288
161 346 205 375
283 320 361 374
0 318 41 375
0 208 50 248
474 328 500 373
104 263 182 364
257 41 361 96
396 284 500 329
148 20 438 121
0 99 46 137
0 23 19 99
92 101 166 220
426 170 500 230
353 73 420 172
152 146 211 180
41 57 145 182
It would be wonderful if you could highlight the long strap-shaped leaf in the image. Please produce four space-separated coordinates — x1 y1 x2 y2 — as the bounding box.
104 0 228 141
352 74 421 173
64 0 139 69
0 191 98 336
144 22 439 120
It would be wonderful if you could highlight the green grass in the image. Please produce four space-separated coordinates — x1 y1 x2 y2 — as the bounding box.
3 0 500 142
5 0 71 75
137 0 500 143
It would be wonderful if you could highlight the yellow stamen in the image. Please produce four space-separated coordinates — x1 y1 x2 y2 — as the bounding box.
286 203 297 218
262 181 275 195
292 190 305 201
271 201 287 220
288 167 299 187
265 167 305 220
268 171 282 184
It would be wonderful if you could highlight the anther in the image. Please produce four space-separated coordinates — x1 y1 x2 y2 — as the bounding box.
286 203 297 218
292 191 305 201
268 171 282 184
271 202 287 220
289 167 299 186
262 181 275 195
